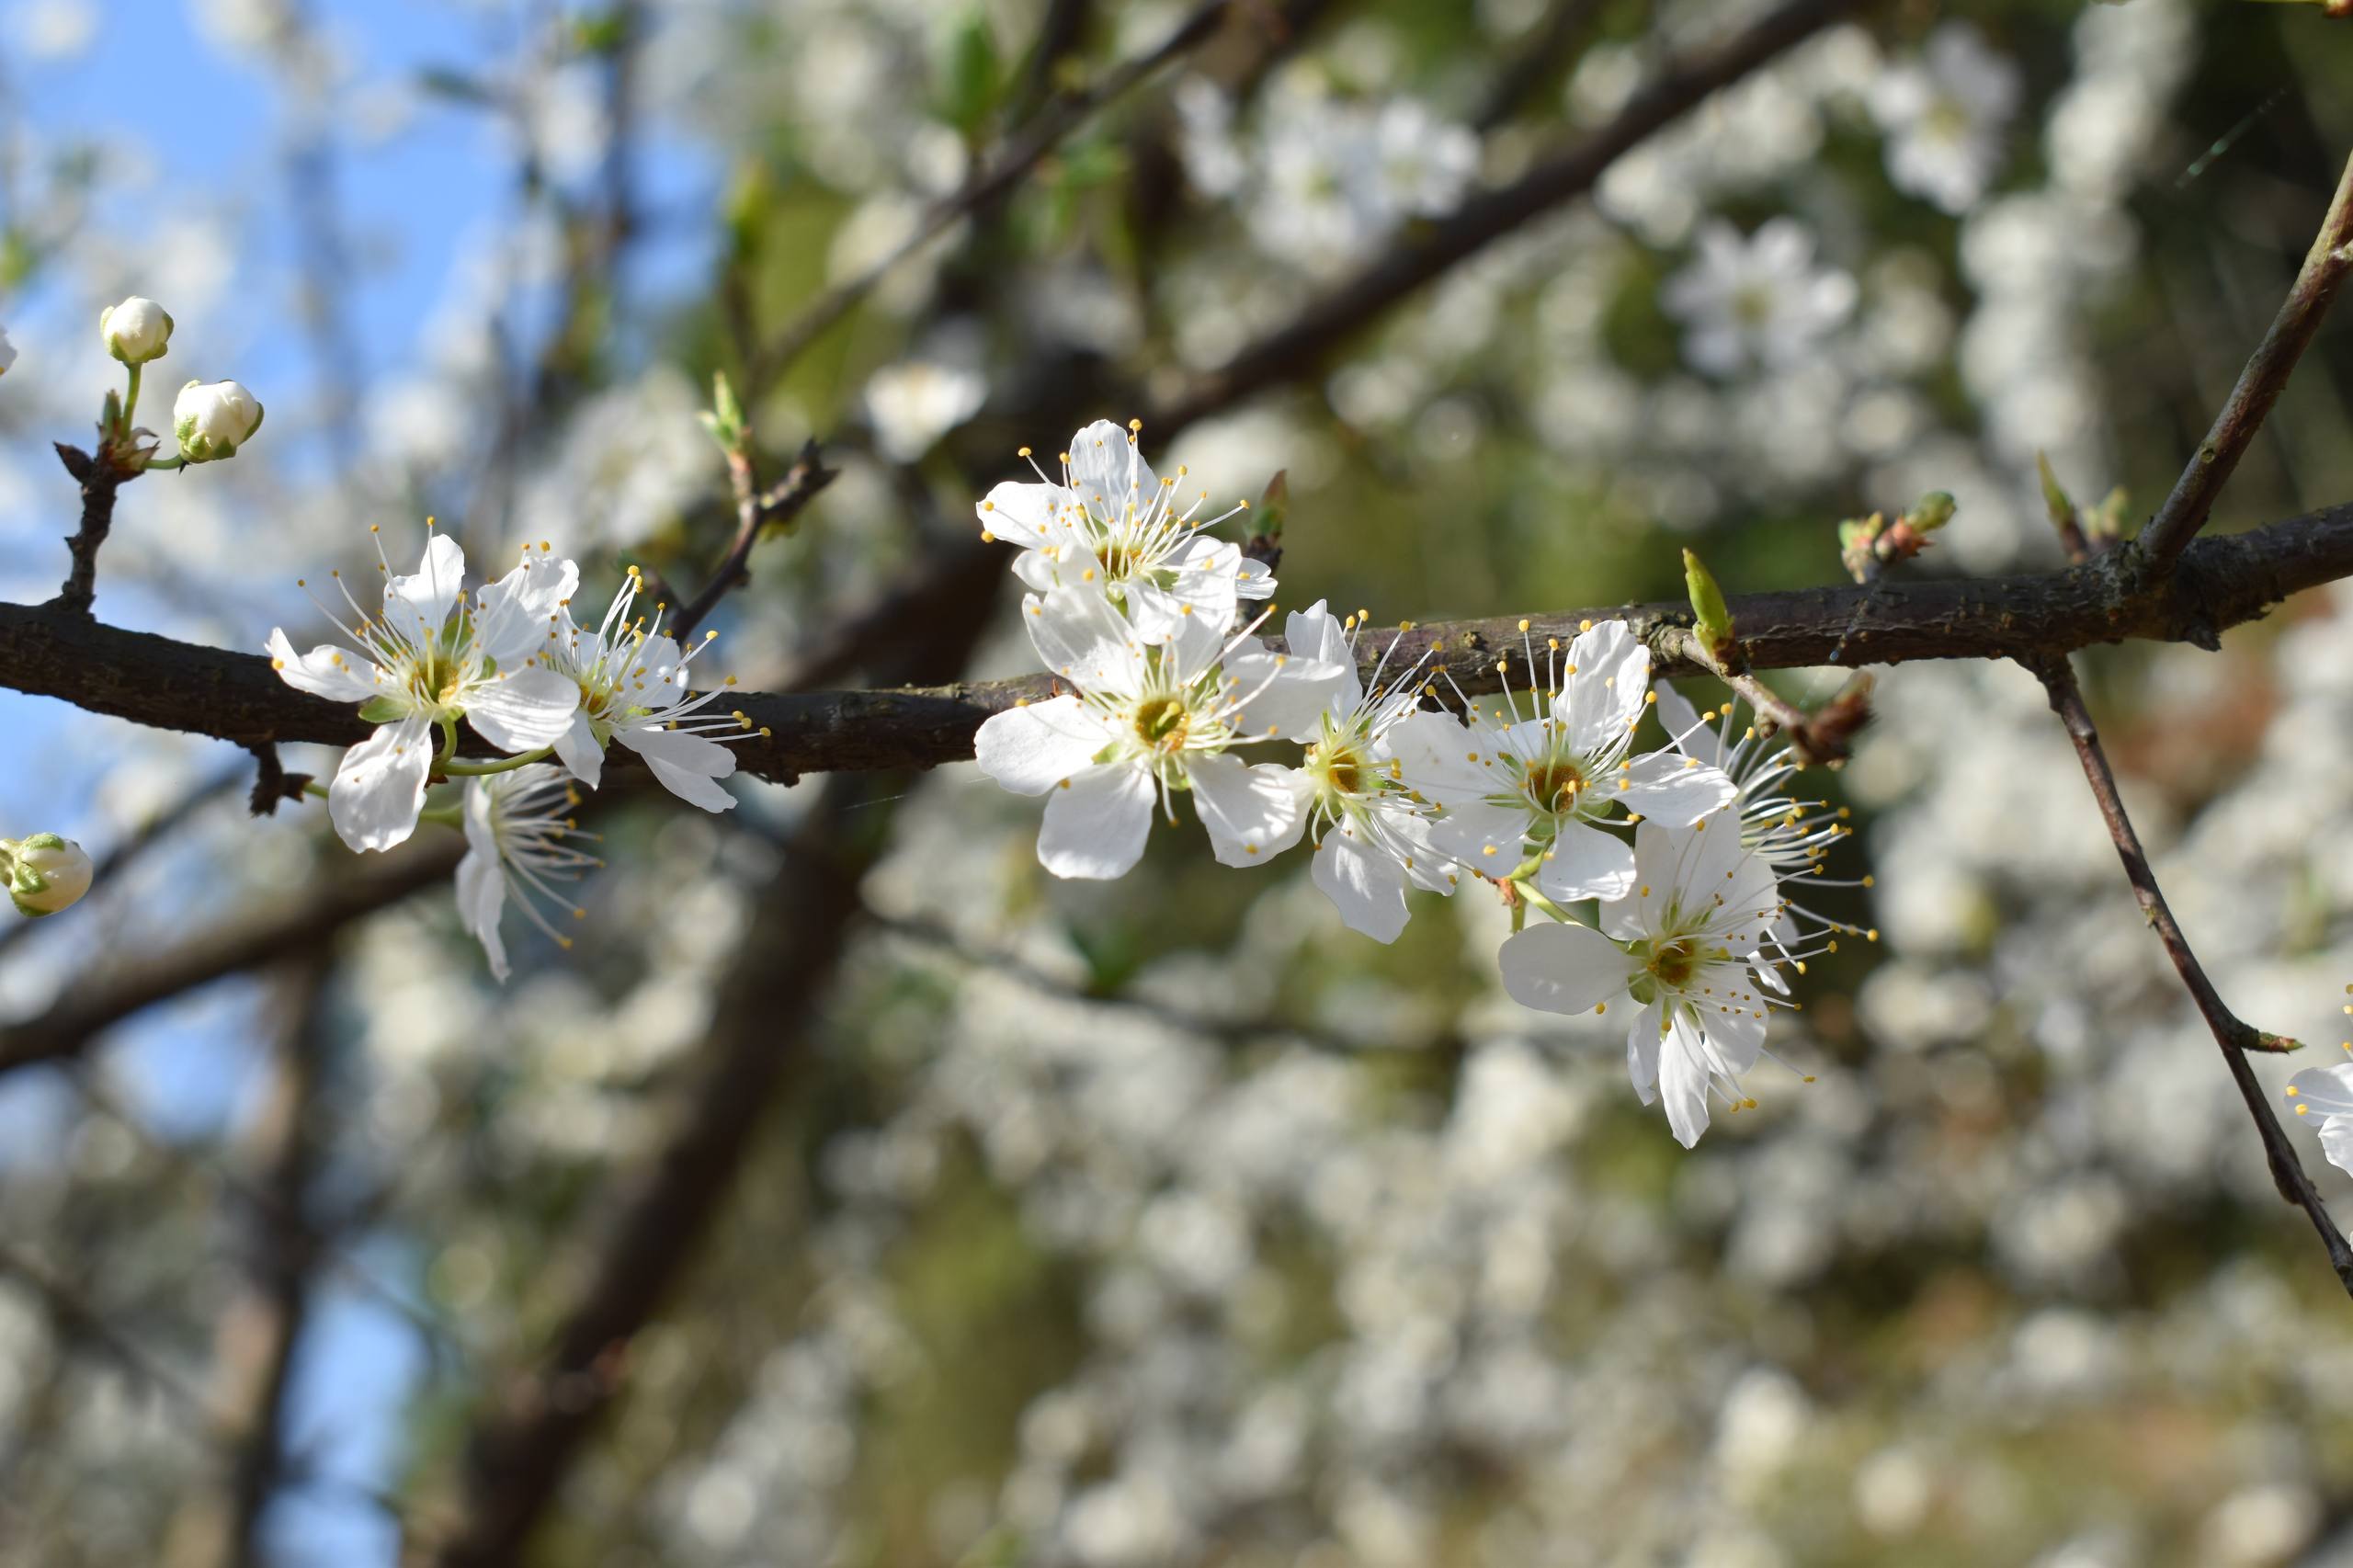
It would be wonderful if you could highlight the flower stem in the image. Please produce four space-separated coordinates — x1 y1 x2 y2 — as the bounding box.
437 747 554 778
301 780 330 801
119 364 141 437
1511 878 1574 924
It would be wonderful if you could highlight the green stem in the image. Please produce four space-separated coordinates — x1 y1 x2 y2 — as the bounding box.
302 780 331 801
142 454 184 472
1511 879 1574 924
418 804 464 827
436 746 553 778
120 363 141 437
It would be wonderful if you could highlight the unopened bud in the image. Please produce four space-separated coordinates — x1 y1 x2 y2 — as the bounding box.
1682 549 1737 667
4 834 93 917
99 296 174 365
173 379 264 462
1905 491 1956 533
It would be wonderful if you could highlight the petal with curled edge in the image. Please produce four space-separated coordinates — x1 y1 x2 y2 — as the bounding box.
267 627 384 704
329 715 434 853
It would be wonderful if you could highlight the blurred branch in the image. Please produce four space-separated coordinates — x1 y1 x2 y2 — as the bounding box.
672 436 838 642
420 564 1003 1568
2137 149 2353 572
1474 0 1615 132
10 497 2353 783
0 763 244 964
2029 657 2353 1297
1154 0 1870 429
0 839 460 1077
160 959 335 1568
744 0 1241 395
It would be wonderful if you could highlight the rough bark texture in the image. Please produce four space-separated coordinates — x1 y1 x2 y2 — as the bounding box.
6 504 2349 785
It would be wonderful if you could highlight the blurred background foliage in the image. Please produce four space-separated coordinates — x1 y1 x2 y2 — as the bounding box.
6 1 2353 1565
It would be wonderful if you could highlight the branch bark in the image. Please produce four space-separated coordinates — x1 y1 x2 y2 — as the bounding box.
2030 656 2353 1296
672 437 836 642
8 500 2353 785
2137 150 2353 571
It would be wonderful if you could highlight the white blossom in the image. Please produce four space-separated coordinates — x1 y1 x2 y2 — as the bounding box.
1359 98 1478 220
456 765 600 983
974 585 1346 880
2286 1058 2353 1180
977 418 1271 643
1871 22 2021 216
1264 601 1459 942
173 378 264 461
864 357 987 461
98 295 172 364
267 530 582 852
4 833 93 917
1498 812 1790 1145
1661 219 1857 377
540 566 750 813
1387 619 1736 903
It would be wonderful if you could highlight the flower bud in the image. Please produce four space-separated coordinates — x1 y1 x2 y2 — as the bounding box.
99 296 174 365
174 379 264 462
5 834 94 917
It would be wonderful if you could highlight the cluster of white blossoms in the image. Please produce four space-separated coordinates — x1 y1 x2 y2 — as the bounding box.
974 420 1860 1144
268 526 758 980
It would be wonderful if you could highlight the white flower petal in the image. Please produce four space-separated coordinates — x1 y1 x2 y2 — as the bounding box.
979 480 1069 549
1427 800 1529 869
475 550 580 665
465 665 582 753
2321 1117 2353 1181
1386 710 1495 803
1614 750 1739 825
554 710 605 788
1532 817 1637 903
1064 419 1157 511
2288 1064 2353 1119
1627 1002 1663 1102
1312 827 1413 942
1552 619 1648 754
1188 754 1306 869
329 716 435 853
1657 1008 1716 1147
1498 920 1632 1017
1025 586 1140 690
974 697 1115 796
1228 647 1351 741
385 532 467 645
456 785 510 982
618 724 737 812
267 627 384 703
1037 763 1156 880
1653 681 1726 769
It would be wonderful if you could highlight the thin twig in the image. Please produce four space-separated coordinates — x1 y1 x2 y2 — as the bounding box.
671 437 836 642
2029 656 2353 1296
2137 150 2353 572
744 0 1238 396
49 442 128 618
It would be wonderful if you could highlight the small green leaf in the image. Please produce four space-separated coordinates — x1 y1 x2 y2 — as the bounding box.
1906 491 1956 533
938 9 1002 139
358 696 405 723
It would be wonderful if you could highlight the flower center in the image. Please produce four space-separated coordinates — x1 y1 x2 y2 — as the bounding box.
1524 758 1586 812
1645 937 1700 991
1731 282 1776 329
1132 694 1191 754
1308 740 1365 796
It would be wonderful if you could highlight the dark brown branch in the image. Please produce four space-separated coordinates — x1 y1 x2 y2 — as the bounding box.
744 0 1238 394
0 839 459 1076
50 442 129 618
2030 656 2353 1295
672 437 836 642
1154 0 1870 430
2137 150 2353 571
10 499 2353 785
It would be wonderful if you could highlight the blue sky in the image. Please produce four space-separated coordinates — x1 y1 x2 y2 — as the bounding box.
1 5 719 1560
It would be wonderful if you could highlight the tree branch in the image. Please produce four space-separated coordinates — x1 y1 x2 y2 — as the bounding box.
8 500 2353 785
2137 149 2353 572
50 442 130 618
1154 0 1870 430
2030 656 2353 1296
671 436 836 642
0 840 459 1076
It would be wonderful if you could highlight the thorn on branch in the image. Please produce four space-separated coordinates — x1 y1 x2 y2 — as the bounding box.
246 744 312 817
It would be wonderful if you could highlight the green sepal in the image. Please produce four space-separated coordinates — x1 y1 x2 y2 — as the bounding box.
358 696 405 723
